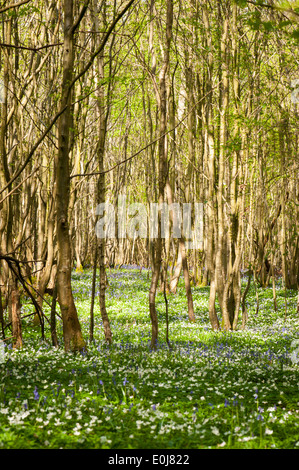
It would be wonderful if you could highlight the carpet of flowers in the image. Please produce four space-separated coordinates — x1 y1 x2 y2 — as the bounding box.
0 267 298 449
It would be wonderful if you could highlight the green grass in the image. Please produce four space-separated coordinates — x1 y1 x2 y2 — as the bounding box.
0 268 298 449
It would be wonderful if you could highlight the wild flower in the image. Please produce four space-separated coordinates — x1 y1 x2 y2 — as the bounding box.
33 387 39 401
211 426 220 435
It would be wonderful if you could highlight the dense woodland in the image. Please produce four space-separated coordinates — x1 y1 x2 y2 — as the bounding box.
0 0 298 352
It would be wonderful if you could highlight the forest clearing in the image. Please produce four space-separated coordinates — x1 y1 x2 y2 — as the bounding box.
0 0 298 453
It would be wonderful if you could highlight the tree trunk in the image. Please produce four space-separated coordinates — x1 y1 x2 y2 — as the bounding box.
34 192 55 325
55 0 86 352
149 0 173 348
215 10 229 329
89 242 97 343
11 277 22 349
50 283 59 348
94 0 112 344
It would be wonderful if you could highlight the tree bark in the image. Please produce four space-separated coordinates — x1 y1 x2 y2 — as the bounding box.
11 276 22 348
149 0 173 348
94 0 112 344
55 0 86 352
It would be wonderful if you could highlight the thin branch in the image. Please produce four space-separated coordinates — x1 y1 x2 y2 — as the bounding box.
71 0 90 35
0 252 62 321
0 0 137 196
0 167 38 205
0 0 30 14
0 42 62 52
67 0 138 99
70 79 222 179
0 105 67 196
2 255 45 335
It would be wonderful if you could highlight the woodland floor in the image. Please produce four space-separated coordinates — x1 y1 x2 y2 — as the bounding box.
0 266 299 449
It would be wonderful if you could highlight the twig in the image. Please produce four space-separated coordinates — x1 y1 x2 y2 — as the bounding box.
0 0 31 14
0 42 62 52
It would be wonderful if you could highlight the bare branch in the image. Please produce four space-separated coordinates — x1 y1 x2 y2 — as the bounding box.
71 0 90 35
70 79 222 179
67 0 137 98
0 42 62 52
0 0 31 14
0 0 137 196
0 168 38 205
0 106 67 196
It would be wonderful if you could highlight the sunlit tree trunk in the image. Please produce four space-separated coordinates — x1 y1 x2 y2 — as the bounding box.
93 0 112 344
214 7 229 328
11 276 22 348
55 0 86 352
34 190 55 323
0 17 11 308
149 0 173 348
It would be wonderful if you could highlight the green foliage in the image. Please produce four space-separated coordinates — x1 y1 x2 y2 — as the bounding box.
233 0 248 7
290 27 299 41
7 5 40 17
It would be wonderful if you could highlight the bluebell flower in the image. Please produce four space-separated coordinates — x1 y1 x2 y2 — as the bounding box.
34 386 39 401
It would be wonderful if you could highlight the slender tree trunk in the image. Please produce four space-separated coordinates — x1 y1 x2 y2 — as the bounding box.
241 271 251 329
11 277 22 349
149 0 173 348
179 239 195 322
50 283 59 347
55 0 86 352
94 1 112 344
170 244 181 293
0 282 5 339
215 10 229 329
201 4 220 330
34 191 55 325
0 18 12 306
89 243 97 343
